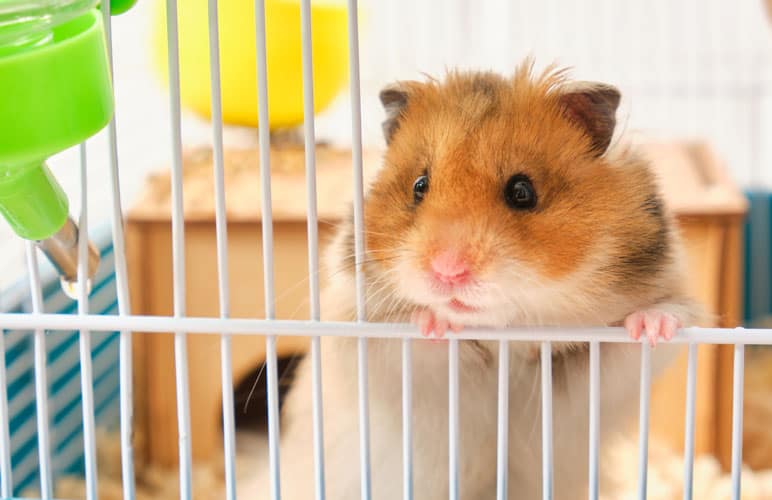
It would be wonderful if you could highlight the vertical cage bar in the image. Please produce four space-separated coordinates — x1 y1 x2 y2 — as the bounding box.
348 0 365 324
683 343 698 500
357 336 371 500
164 1 193 497
496 341 509 500
311 337 325 498
730 343 745 500
347 0 371 497
205 0 236 498
540 342 553 500
300 0 320 321
254 4 275 318
266 335 282 500
0 326 12 498
254 1 281 498
78 143 99 500
99 2 136 497
299 0 326 497
637 342 652 500
26 243 53 500
448 339 460 500
588 341 600 500
402 338 413 500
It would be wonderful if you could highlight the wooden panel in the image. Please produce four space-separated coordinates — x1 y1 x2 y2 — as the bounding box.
649 220 724 455
715 222 745 470
129 219 334 466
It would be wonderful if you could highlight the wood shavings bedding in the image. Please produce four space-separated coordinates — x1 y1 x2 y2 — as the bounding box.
31 429 772 500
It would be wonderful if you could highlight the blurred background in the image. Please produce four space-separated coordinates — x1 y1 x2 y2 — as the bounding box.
2 0 772 292
3 0 772 498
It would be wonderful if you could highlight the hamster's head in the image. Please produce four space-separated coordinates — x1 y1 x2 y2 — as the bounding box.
363 64 672 327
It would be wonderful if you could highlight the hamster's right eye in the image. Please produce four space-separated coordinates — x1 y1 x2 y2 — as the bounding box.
413 174 429 204
504 174 537 210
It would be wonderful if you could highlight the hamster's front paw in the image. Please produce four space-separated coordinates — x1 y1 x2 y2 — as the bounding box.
411 308 463 339
624 309 681 347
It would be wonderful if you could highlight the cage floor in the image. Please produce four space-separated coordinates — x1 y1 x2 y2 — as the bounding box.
23 429 772 500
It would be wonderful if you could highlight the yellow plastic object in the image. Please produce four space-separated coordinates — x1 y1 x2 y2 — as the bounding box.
151 0 350 129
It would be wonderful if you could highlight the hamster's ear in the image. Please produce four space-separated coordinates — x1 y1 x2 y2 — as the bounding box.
557 82 621 156
379 81 420 144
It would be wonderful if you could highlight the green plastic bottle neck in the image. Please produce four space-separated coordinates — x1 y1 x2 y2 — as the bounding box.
0 162 69 241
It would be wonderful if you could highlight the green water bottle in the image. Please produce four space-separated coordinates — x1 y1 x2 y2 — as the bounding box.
0 0 135 297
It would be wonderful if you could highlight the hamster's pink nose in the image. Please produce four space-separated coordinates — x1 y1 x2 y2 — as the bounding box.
430 252 471 286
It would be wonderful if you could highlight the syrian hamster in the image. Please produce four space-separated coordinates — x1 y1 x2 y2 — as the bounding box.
243 61 703 500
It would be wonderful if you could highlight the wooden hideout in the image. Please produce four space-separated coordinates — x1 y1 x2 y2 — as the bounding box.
125 139 747 472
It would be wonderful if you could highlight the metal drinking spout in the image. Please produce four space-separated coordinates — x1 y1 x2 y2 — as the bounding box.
36 216 100 298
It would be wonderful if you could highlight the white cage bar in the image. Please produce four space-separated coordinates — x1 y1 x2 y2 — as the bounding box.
588 341 600 500
204 0 238 498
496 340 509 500
99 2 137 498
298 1 327 498
730 344 745 500
448 339 460 500
25 242 52 500
402 337 413 500
163 1 194 498
637 342 653 500
77 143 99 500
540 342 553 500
682 343 698 500
253 1 283 499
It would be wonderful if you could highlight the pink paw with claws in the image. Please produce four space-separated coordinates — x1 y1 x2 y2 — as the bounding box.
411 309 463 340
624 309 681 347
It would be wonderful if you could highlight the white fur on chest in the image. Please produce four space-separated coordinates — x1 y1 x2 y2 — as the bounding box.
252 335 680 500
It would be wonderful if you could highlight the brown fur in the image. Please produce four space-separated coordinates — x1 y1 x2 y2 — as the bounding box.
245 63 705 500
363 62 693 324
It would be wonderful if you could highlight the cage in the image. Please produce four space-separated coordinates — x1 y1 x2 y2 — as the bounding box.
1 0 772 499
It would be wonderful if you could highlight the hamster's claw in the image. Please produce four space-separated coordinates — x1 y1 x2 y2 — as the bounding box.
624 310 681 347
411 309 464 340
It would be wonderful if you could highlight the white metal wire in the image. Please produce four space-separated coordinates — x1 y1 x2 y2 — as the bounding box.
357 337 371 500
348 0 365 323
266 335 282 500
347 1 372 497
25 243 52 500
540 342 553 500
448 339 460 500
300 2 320 321
637 342 652 500
588 341 600 500
78 143 99 500
164 1 193 497
204 0 237 498
496 340 509 500
0 322 12 498
254 0 275 320
299 1 327 497
1 316 770 344
402 338 412 500
253 1 282 497
683 343 698 500
99 2 136 497
730 343 745 500
311 337 325 498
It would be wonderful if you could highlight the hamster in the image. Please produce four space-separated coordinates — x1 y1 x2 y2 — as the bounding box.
242 61 704 500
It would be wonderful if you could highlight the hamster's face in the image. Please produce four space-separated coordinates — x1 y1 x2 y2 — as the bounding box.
363 68 665 326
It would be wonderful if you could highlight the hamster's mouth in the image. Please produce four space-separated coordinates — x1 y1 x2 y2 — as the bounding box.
448 298 479 313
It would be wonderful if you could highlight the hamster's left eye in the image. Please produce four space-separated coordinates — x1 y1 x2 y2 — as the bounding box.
504 174 537 210
413 174 429 204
